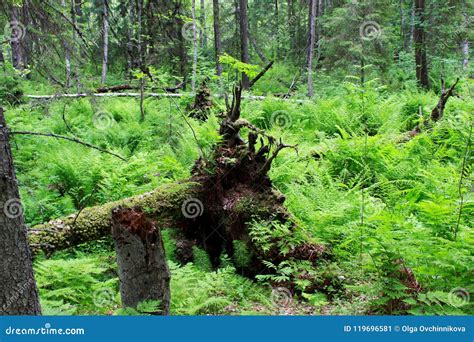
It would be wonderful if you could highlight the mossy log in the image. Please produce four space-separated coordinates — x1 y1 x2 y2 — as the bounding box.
28 182 196 255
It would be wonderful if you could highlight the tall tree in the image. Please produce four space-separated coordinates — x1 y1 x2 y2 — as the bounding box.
101 0 109 84
413 0 429 89
10 7 24 70
306 0 317 97
0 108 42 315
200 0 207 48
212 0 223 76
61 0 72 88
238 0 250 89
191 0 198 92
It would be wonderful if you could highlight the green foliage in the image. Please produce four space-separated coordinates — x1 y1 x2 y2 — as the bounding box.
232 240 252 269
192 246 213 272
0 67 23 105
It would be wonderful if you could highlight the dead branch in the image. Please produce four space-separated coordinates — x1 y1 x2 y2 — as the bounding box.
403 78 459 141
249 61 274 88
10 131 127 161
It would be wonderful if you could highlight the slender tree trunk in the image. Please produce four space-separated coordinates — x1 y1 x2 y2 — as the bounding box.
70 0 82 92
191 0 198 92
288 0 295 59
61 0 72 88
0 108 41 315
200 0 207 49
10 7 24 70
0 44 5 67
409 2 415 49
239 0 250 89
212 0 223 76
413 0 429 89
137 0 144 69
101 0 109 84
462 40 469 71
462 10 469 71
400 0 407 50
306 0 317 97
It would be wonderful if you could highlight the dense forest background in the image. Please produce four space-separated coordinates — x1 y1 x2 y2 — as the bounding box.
0 0 472 316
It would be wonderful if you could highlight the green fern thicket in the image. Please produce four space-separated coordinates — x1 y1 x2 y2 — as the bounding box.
6 75 472 315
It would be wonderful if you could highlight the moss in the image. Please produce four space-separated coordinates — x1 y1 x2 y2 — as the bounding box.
30 181 197 255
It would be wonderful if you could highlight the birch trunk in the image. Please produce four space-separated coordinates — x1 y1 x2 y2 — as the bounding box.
101 0 109 84
306 0 317 97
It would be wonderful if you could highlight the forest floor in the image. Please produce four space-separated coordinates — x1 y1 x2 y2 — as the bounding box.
6 77 473 315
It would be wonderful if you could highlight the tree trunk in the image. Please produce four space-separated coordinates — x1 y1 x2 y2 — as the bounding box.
409 2 415 49
137 0 144 70
306 0 317 97
213 0 223 76
101 0 109 84
239 0 250 89
0 108 42 315
400 0 406 50
10 7 24 70
191 0 198 92
61 0 72 88
200 0 207 49
70 0 82 92
413 0 429 89
288 0 295 59
0 44 5 67
462 10 469 71
112 207 170 314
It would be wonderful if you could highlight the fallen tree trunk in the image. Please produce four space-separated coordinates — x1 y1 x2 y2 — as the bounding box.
28 182 195 255
26 93 309 103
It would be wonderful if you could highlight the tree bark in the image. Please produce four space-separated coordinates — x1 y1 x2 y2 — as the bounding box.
61 0 72 88
101 0 109 84
238 0 250 89
200 0 207 49
191 0 198 92
0 108 42 315
462 10 469 71
0 44 5 67
413 0 429 89
112 207 170 314
306 0 317 97
10 7 24 70
212 0 223 76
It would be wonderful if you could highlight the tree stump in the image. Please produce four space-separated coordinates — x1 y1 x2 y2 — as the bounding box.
111 206 170 315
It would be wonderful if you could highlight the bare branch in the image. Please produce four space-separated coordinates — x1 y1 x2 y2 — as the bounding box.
10 131 127 161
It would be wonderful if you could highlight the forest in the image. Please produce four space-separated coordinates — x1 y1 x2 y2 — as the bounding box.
0 0 472 317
